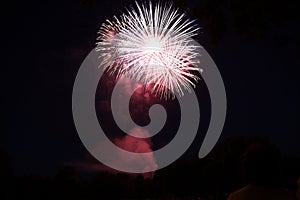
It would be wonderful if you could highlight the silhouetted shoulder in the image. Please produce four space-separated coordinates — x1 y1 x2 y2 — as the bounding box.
228 185 295 200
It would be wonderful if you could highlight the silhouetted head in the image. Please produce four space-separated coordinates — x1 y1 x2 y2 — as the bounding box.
297 177 300 200
241 143 279 186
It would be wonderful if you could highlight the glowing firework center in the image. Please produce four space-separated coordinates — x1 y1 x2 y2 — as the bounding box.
143 37 164 52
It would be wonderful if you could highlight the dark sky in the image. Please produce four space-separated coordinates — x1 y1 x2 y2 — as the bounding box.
1 0 299 176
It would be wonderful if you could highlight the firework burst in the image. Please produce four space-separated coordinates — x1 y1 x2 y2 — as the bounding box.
96 1 202 99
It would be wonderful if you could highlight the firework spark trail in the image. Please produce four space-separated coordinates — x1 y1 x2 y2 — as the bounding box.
96 1 202 99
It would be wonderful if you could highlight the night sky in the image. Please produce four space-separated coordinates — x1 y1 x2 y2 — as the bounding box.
2 0 300 176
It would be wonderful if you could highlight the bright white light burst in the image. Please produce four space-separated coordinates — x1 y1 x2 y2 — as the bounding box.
96 1 202 99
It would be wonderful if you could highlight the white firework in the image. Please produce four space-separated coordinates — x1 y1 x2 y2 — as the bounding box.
96 1 202 99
